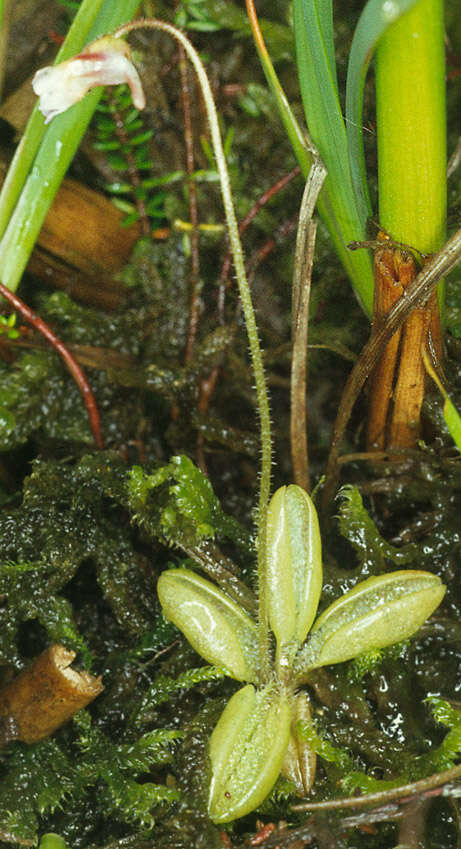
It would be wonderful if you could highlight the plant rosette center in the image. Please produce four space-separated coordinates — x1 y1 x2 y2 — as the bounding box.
157 481 445 822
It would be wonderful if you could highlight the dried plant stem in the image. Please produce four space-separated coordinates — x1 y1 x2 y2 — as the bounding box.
0 645 103 745
366 240 406 450
291 222 316 492
448 135 461 178
290 159 326 490
323 225 461 508
292 761 461 813
367 238 443 451
0 281 103 449
235 805 403 849
115 19 272 677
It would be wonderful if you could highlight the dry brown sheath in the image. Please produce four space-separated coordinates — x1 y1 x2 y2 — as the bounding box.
0 644 103 744
367 233 443 451
0 155 139 305
366 241 407 450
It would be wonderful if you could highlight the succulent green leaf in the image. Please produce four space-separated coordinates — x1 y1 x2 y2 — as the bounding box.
38 836 68 849
157 568 258 682
295 570 445 672
208 684 292 823
265 486 322 665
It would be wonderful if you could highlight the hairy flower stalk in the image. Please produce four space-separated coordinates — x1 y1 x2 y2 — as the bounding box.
32 20 274 676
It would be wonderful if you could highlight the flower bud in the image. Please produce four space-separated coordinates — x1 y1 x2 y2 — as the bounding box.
265 486 322 665
157 568 258 682
280 692 316 796
296 570 445 673
208 684 291 823
32 36 145 124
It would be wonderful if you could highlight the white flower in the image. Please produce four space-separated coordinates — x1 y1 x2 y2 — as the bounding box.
32 35 146 124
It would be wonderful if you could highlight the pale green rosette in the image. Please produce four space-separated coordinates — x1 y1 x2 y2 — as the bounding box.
157 568 258 682
295 570 446 674
208 684 292 823
265 485 322 669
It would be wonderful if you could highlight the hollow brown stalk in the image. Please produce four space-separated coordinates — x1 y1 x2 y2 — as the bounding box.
0 644 103 745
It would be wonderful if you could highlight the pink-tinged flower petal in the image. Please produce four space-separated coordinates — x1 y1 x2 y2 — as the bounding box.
32 35 145 124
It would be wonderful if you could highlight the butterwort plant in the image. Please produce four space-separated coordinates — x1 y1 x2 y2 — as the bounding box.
28 17 446 824
158 485 445 822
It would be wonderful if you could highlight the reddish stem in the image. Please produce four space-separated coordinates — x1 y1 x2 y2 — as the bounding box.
107 92 150 237
0 282 103 449
245 214 299 281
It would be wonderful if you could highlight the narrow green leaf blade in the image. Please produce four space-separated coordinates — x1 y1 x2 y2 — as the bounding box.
293 0 348 200
292 0 374 312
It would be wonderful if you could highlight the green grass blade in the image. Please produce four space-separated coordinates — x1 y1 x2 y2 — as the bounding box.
293 0 347 201
245 0 311 176
247 0 373 313
292 0 374 313
345 0 419 228
0 0 141 291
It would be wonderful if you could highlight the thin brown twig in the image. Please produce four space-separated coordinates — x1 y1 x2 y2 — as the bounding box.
291 762 461 813
107 92 151 237
245 214 299 282
0 281 104 449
